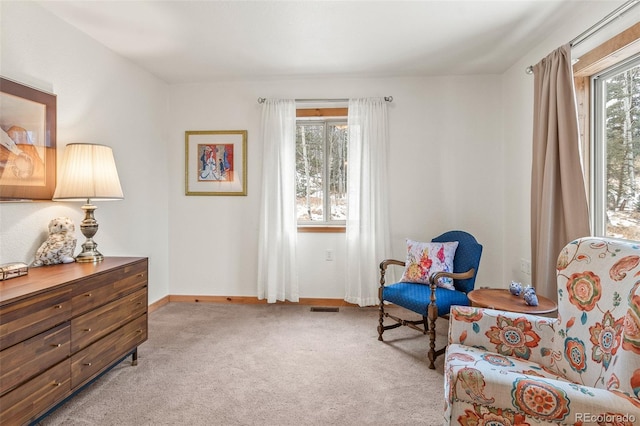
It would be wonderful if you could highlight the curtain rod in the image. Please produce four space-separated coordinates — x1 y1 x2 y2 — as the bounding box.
257 96 393 104
525 0 639 75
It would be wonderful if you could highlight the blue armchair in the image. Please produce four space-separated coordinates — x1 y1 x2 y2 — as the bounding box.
378 230 483 369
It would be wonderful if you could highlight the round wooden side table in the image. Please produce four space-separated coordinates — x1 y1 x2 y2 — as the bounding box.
467 288 557 315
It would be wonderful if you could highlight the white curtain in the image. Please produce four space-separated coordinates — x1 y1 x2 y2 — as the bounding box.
345 98 392 306
257 99 299 303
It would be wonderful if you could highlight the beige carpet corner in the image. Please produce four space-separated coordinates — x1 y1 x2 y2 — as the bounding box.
38 303 446 425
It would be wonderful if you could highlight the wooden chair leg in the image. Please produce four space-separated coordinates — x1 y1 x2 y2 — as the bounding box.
378 301 385 341
427 304 438 369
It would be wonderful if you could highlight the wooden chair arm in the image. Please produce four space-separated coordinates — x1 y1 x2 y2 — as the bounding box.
379 259 405 287
429 268 476 289
380 259 405 270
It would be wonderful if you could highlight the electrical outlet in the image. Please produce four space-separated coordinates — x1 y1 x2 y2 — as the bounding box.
520 259 531 275
326 250 334 261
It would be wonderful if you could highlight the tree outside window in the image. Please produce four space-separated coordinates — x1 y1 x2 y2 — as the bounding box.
595 55 640 240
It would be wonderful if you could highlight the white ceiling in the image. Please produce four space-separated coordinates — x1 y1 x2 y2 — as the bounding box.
37 1 613 84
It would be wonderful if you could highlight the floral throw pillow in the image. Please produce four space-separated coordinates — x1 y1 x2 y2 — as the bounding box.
400 239 459 290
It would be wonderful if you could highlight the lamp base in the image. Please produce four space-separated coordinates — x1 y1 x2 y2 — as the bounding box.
76 254 104 263
75 246 104 263
75 201 104 263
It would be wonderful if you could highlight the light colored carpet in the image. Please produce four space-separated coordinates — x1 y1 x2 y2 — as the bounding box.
38 303 447 425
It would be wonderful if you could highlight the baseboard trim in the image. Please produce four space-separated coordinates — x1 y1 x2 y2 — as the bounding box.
148 295 393 314
148 295 170 313
148 295 360 308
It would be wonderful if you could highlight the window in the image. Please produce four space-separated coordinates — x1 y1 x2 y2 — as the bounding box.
574 22 640 241
592 54 640 240
295 114 348 227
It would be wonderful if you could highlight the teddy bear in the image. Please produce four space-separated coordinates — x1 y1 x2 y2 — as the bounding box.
32 217 77 266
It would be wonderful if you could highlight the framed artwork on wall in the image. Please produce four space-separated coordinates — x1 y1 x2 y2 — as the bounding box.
185 130 247 196
0 77 57 200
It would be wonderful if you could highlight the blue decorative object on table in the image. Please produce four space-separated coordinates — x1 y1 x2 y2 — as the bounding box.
509 281 523 296
523 285 539 306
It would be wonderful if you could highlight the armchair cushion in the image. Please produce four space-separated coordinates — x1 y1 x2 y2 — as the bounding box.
399 239 458 289
383 283 469 317
448 306 557 368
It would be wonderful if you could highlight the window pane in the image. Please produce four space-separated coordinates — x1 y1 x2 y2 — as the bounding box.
328 123 348 220
296 124 324 221
601 60 640 240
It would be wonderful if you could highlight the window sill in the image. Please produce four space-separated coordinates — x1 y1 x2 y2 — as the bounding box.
297 226 345 234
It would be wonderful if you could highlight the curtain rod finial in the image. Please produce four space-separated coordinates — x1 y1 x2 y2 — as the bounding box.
257 97 266 104
525 66 534 75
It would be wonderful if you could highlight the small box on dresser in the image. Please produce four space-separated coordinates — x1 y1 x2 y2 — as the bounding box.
0 257 148 426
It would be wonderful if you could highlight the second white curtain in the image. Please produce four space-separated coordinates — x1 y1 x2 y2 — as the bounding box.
345 98 392 306
257 99 299 303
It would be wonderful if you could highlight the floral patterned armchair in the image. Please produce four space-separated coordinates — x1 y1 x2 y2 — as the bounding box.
444 237 640 425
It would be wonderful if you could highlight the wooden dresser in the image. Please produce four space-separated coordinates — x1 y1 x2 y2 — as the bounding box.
0 257 148 425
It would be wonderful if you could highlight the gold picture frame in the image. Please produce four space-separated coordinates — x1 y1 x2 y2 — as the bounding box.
185 130 247 196
0 78 57 200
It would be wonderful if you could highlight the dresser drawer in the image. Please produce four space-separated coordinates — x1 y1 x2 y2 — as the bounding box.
71 260 147 316
0 359 71 426
71 313 147 388
0 286 72 351
71 287 147 352
0 323 70 396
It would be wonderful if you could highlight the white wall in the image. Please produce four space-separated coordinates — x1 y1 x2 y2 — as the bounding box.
0 1 170 304
167 75 505 298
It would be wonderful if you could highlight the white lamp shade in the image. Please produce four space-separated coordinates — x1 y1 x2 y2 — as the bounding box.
53 143 124 201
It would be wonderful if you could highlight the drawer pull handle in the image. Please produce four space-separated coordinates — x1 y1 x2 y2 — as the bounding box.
51 343 62 348
137 329 143 333
137 273 144 278
84 328 92 332
53 304 63 309
84 293 92 297
52 381 61 387
84 362 92 366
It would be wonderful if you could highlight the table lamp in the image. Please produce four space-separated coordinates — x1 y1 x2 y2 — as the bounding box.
53 143 124 263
